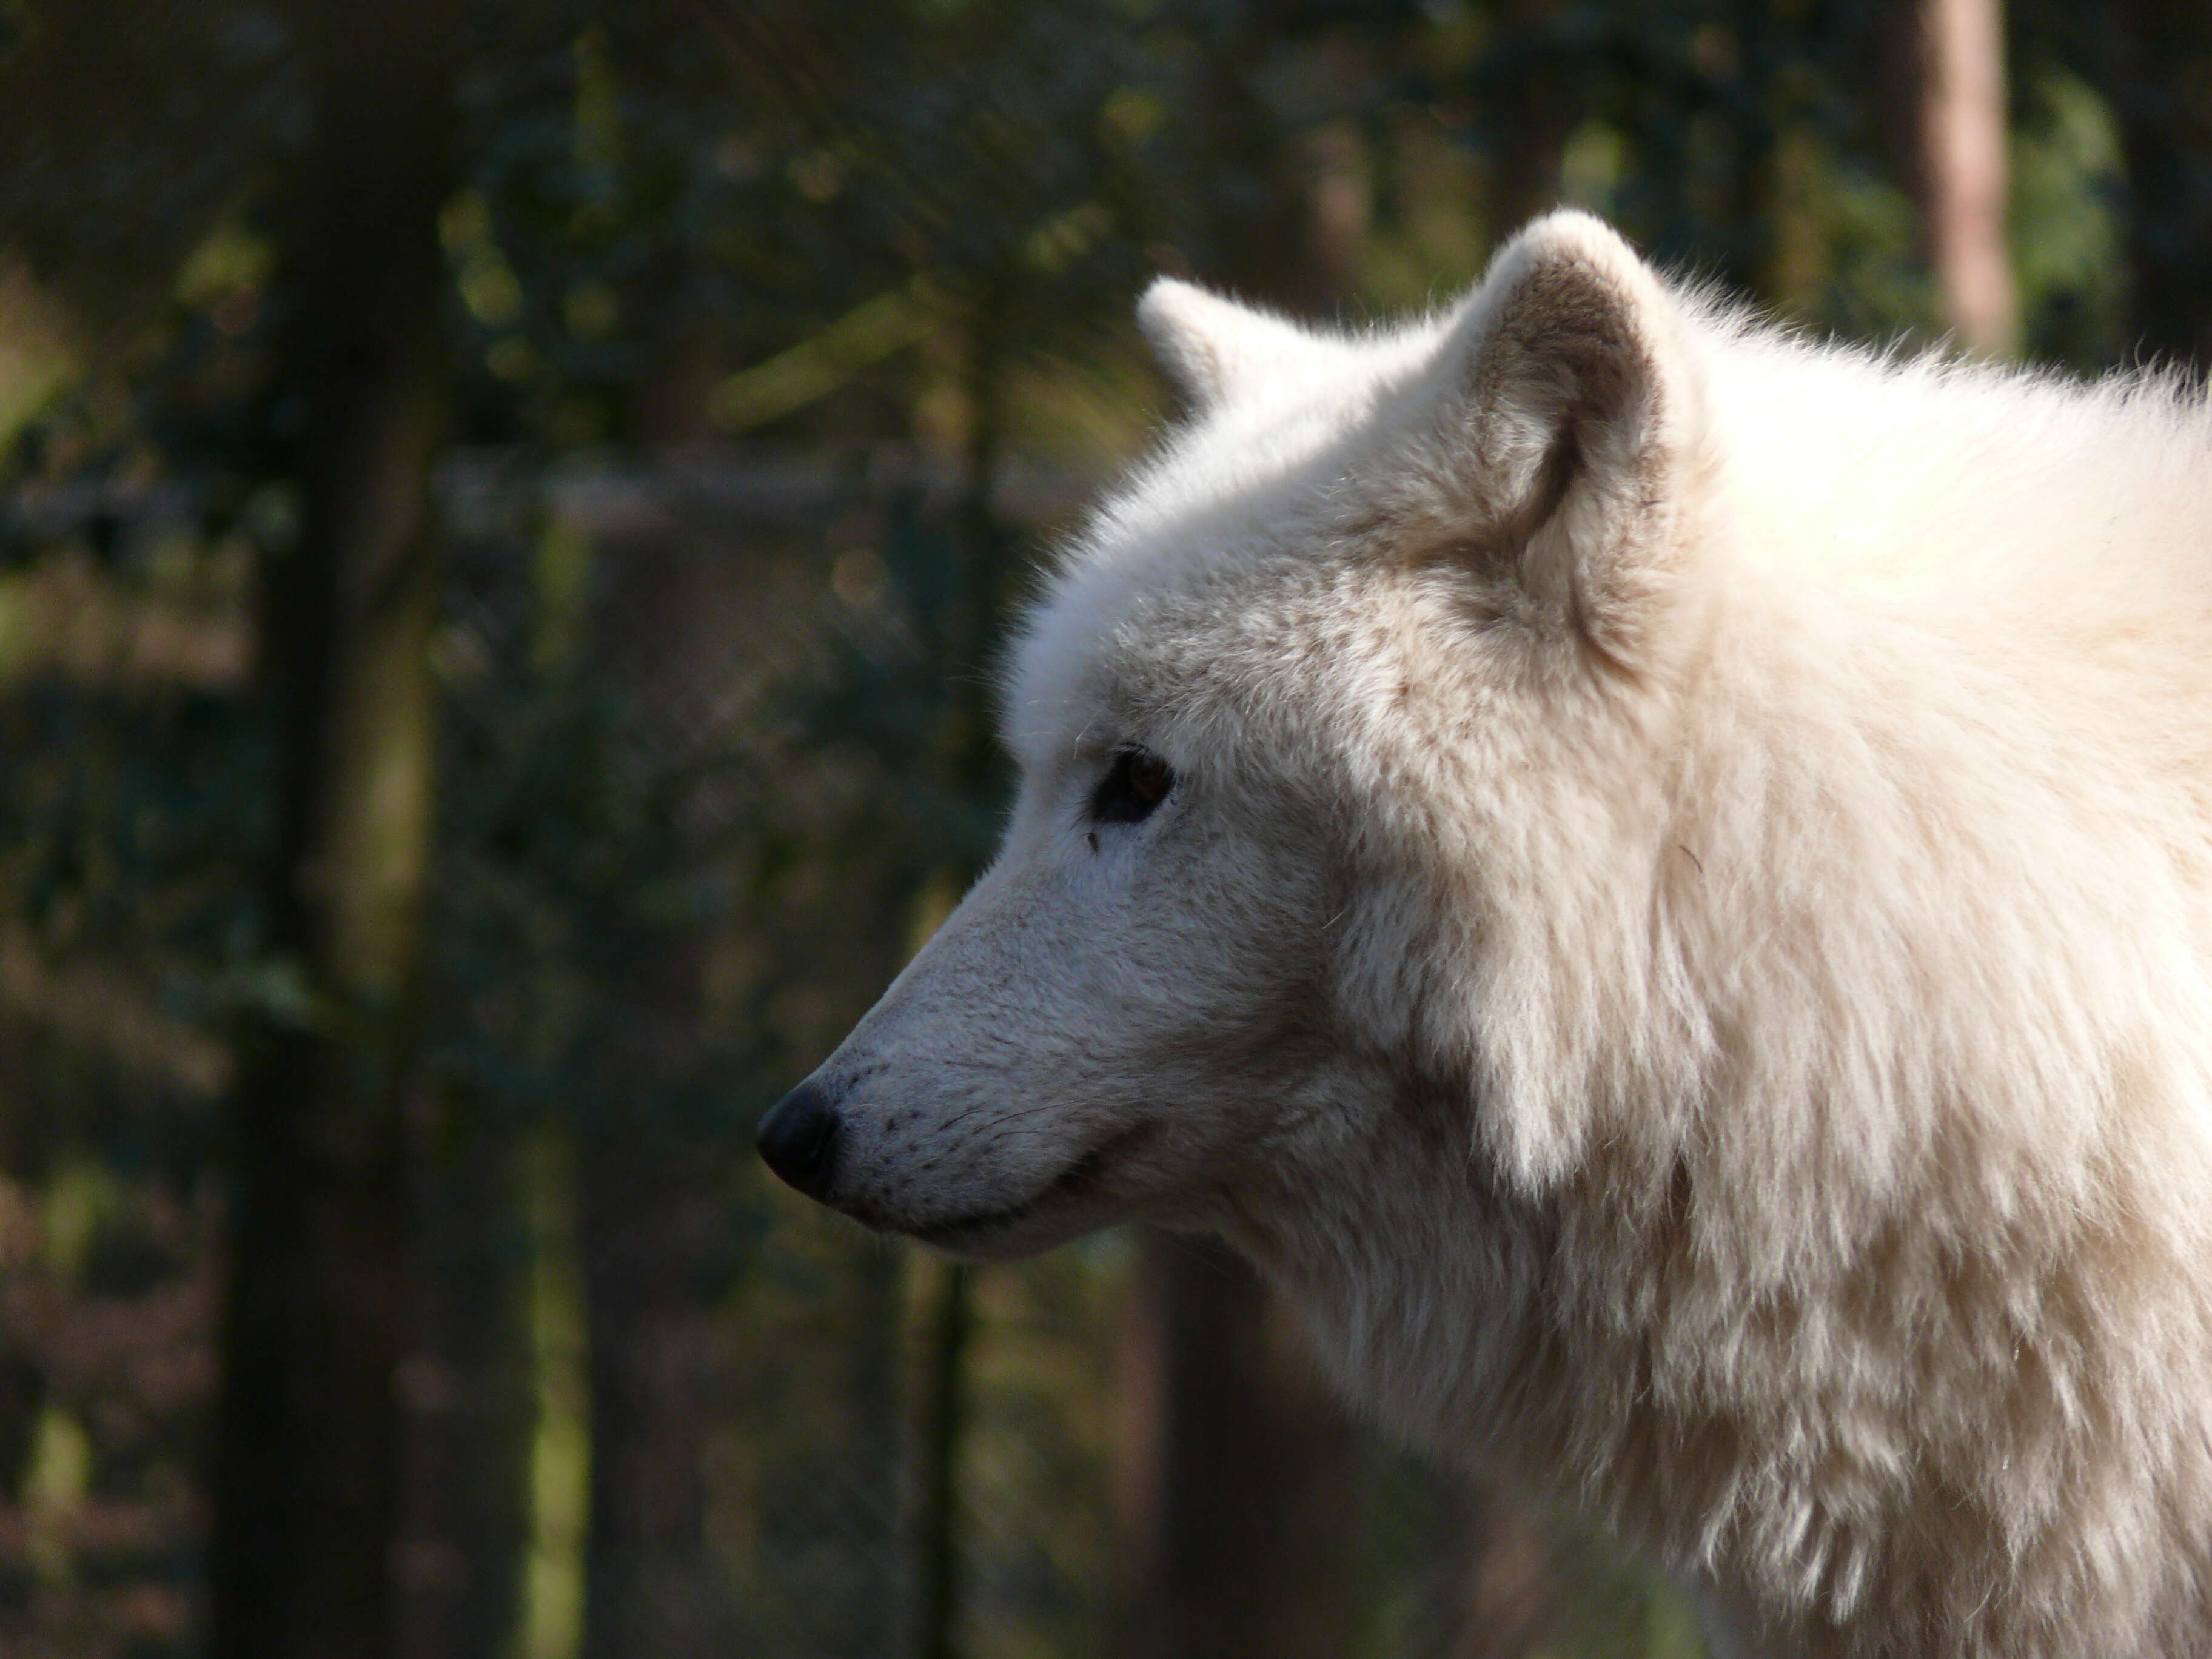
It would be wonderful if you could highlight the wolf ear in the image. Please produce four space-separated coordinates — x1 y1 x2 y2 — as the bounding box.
1138 278 1339 412
1427 212 1706 670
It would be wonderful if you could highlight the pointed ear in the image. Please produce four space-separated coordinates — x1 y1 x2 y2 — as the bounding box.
1136 278 1341 412
1428 211 1708 671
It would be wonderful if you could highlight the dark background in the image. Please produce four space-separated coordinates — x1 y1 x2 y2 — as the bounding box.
0 1 2200 1655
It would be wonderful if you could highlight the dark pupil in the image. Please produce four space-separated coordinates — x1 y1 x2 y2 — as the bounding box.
1093 748 1174 824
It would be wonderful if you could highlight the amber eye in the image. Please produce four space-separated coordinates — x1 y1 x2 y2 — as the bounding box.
1090 747 1175 826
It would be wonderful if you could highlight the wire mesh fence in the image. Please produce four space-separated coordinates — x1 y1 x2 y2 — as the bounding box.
0 450 1706 1659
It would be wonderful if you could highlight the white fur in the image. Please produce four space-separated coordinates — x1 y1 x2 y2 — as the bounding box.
789 212 2212 1657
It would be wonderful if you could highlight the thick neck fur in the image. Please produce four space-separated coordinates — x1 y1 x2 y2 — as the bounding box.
1241 337 2212 1655
1252 996 2212 1658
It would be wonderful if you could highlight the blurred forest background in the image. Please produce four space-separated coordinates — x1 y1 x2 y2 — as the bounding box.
0 0 2201 1655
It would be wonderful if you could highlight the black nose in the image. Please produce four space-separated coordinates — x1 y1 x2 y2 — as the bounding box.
756 1079 841 1199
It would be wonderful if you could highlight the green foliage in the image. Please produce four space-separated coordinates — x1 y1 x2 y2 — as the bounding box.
2011 68 2128 367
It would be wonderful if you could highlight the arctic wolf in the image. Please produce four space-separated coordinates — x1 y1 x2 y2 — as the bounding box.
758 211 2212 1658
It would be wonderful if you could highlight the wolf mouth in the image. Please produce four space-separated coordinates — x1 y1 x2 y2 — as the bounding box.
905 1124 1148 1245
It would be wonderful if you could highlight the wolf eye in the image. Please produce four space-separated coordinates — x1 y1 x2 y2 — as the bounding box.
1090 747 1175 826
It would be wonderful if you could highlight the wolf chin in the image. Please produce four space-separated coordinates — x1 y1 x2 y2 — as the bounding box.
756 211 2212 1658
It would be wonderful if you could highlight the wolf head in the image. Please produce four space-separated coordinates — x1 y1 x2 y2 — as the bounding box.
754 209 2212 1654
758 210 1718 1262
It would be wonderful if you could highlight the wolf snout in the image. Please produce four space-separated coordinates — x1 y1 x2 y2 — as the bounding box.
756 1078 841 1199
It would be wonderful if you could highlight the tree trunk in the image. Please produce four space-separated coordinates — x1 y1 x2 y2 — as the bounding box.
571 342 763 1659
397 1081 534 1659
903 1259 973 1659
209 2 455 1655
1920 0 2017 354
578 1123 722 1659
1114 1234 1359 1659
2091 0 2212 370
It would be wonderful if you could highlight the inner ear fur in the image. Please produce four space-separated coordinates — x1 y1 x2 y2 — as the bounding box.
1430 211 1706 671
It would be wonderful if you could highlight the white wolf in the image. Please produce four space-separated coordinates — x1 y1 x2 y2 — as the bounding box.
757 211 2212 1658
